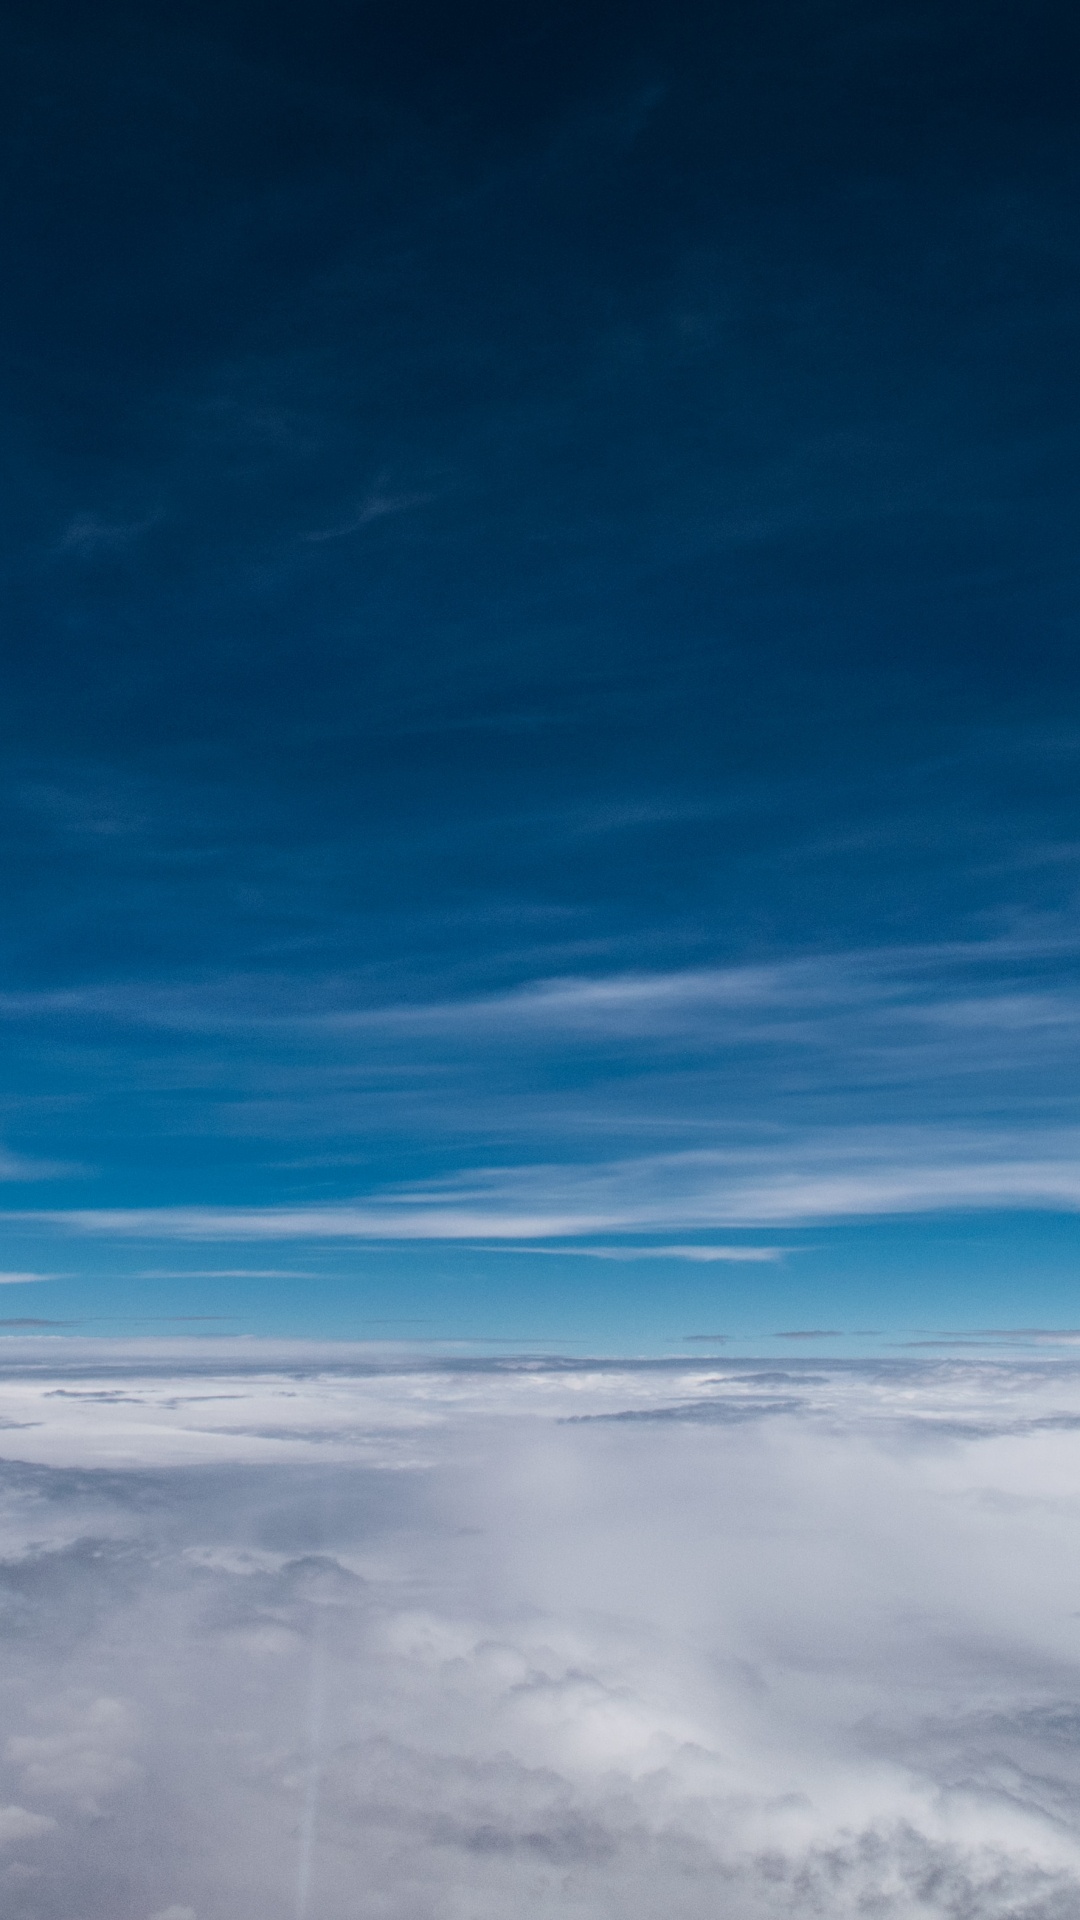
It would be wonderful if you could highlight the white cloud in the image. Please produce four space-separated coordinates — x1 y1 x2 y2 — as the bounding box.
7 1697 140 1815
2 1349 1080 1915
0 1805 55 1847
2 932 1076 1046
0 1149 73 1183
4 937 1080 1214
20 1127 1080 1240
495 1243 785 1261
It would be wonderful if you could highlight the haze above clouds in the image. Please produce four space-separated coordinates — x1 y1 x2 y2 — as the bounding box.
2 1348 1080 1919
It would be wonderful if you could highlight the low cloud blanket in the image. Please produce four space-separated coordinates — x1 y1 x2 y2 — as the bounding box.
1 1345 1080 1919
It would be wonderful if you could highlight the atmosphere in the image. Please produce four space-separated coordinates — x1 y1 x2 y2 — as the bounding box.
6 10 1080 1919
3 0 1080 1342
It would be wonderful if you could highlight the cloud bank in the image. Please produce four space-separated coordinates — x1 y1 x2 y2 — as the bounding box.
1 1346 1080 1917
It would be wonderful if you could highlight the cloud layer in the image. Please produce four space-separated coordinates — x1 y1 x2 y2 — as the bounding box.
7 937 1080 1278
2 1345 1080 1918
19 1122 1080 1242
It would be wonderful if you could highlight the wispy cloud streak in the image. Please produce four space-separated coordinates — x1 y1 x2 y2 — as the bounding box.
17 1127 1080 1237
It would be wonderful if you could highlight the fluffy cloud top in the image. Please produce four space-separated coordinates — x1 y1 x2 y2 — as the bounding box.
1 1345 1080 1918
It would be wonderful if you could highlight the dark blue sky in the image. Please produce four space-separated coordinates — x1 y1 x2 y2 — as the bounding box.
3 0 1080 1344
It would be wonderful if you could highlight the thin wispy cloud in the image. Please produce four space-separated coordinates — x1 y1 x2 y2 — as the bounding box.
2 939 1080 1228
5 941 1080 1094
490 1243 786 1262
17 1127 1080 1240
57 511 160 556
0 1150 78 1184
302 488 433 542
135 1269 327 1280
774 1328 841 1339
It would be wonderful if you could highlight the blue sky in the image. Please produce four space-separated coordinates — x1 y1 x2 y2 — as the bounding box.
3 0 1080 1346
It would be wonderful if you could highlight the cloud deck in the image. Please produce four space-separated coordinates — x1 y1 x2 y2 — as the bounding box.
1 1347 1080 1918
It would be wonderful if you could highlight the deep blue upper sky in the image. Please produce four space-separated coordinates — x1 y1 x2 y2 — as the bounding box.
3 0 1080 1344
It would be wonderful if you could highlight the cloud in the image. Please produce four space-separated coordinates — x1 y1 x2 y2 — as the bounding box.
5 933 1078 1050
0 1318 68 1329
0 1804 55 1846
135 1270 325 1281
5 937 1080 1224
774 1328 841 1339
7 1697 139 1815
562 1393 807 1422
20 1127 1080 1241
488 1244 785 1261
0 1151 74 1184
57 512 159 556
302 488 433 542
1 1348 1080 1916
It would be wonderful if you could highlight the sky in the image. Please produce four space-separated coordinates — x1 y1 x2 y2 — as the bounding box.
5 1345 1080 1920
3 0 1080 1345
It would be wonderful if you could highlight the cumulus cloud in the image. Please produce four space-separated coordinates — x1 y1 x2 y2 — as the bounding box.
1 1346 1080 1916
7 1696 140 1815
0 1804 55 1846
